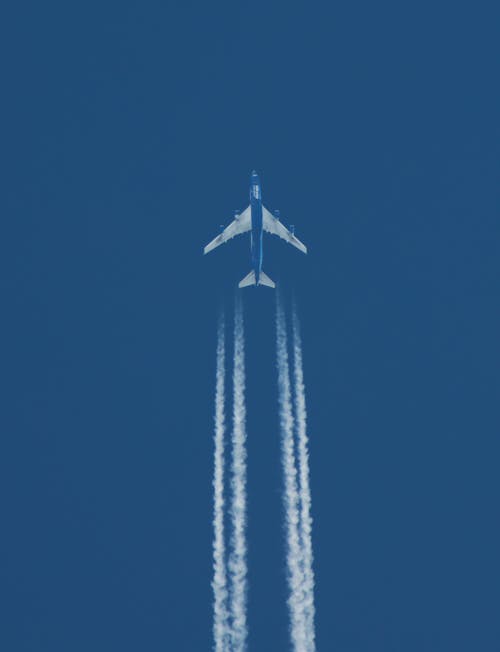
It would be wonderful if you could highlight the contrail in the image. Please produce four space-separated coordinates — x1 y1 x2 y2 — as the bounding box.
276 294 307 651
292 306 316 651
228 297 248 651
212 317 229 652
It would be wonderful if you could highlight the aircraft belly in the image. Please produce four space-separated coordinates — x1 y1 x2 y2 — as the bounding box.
251 200 263 273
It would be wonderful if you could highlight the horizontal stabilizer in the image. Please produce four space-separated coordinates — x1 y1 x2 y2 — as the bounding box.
259 271 275 288
238 270 256 288
238 270 275 289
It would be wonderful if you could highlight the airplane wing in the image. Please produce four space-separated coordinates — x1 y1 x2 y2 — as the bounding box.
203 205 252 254
262 206 307 254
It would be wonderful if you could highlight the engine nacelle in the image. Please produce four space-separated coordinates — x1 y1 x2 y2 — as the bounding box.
290 224 295 234
274 209 281 220
234 210 240 219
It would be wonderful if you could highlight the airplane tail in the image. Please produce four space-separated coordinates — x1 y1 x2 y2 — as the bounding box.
259 271 276 288
238 270 275 289
238 271 256 288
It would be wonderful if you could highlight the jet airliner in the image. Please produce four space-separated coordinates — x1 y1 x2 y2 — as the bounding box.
203 171 307 288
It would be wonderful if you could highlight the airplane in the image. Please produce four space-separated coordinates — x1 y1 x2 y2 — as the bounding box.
203 171 307 288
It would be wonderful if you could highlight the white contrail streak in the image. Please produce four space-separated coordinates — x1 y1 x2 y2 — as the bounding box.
276 295 307 651
228 298 248 651
292 306 316 651
212 318 229 652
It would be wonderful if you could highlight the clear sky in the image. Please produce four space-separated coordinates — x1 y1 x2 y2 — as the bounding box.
1 2 499 650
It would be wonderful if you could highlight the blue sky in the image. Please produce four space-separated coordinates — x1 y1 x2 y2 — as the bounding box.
1 1 499 650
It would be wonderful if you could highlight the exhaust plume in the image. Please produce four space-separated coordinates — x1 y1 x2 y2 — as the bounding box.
276 294 307 651
212 317 229 652
228 297 248 651
292 307 316 651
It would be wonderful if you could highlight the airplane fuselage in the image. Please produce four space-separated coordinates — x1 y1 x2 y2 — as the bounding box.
250 172 263 285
